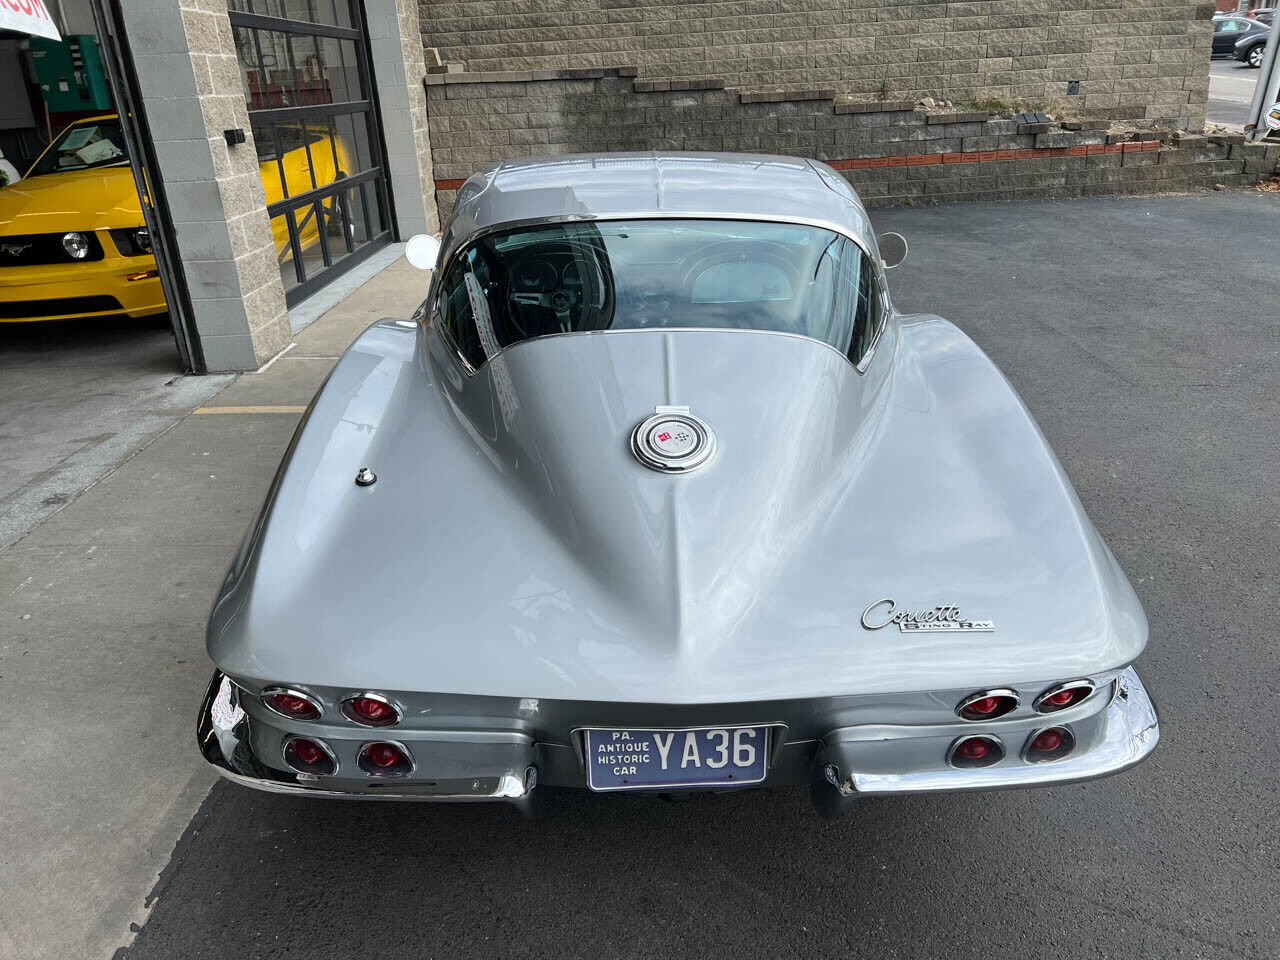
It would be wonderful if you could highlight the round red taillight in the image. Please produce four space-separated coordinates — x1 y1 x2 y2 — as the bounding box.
368 744 399 766
1033 680 1095 714
1024 726 1074 763
340 694 399 727
1032 729 1062 752
293 740 326 764
262 687 322 721
956 689 1019 721
282 736 336 776
358 741 413 777
947 735 1004 768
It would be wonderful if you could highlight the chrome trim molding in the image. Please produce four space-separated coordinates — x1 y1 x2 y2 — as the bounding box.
442 211 881 278
339 691 402 727
211 766 538 802
852 667 1158 795
282 735 339 776
1032 678 1096 714
1020 725 1076 764
955 687 1020 721
945 733 1005 768
357 740 417 778
427 212 895 379
260 686 323 721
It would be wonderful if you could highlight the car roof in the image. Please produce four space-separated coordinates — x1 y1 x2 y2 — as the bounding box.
441 152 875 262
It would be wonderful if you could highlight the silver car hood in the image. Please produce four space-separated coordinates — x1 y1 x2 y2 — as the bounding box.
207 318 1147 704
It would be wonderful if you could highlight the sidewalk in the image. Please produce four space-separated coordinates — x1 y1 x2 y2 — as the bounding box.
0 256 427 960
0 319 231 550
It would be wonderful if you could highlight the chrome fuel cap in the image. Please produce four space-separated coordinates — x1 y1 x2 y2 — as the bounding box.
630 407 716 473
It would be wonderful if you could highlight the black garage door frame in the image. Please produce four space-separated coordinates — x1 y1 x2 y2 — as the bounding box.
91 0 205 373
228 0 395 307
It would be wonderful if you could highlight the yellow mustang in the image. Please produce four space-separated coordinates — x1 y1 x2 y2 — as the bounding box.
0 114 353 323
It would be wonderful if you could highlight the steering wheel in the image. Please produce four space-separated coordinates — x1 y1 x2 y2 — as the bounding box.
508 286 578 329
506 241 611 336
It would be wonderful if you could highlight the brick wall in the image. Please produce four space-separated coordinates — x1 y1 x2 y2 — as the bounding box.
419 0 1215 127
425 71 1280 219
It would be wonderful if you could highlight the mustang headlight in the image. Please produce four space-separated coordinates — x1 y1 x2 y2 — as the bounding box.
62 232 90 260
109 226 152 257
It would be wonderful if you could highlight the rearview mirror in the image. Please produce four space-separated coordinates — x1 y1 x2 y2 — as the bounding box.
405 234 441 271
877 232 908 270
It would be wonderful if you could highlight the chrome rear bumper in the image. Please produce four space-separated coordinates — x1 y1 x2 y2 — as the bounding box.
198 666 1158 811
196 672 538 805
818 666 1159 797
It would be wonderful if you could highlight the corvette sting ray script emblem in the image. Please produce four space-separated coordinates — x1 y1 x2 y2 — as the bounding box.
861 598 995 633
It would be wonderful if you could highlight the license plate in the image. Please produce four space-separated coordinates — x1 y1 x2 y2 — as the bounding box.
582 725 769 792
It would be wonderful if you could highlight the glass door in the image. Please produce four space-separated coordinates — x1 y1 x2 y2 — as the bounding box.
228 0 392 305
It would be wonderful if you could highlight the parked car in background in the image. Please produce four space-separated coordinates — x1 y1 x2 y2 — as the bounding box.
0 114 353 324
196 152 1161 817
1217 7 1275 24
1234 24 1271 67
0 117 165 325
1214 15 1271 57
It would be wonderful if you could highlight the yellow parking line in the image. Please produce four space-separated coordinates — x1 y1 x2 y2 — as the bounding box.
193 405 308 415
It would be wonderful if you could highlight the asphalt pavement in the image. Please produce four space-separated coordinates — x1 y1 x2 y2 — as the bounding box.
94 190 1280 960
1208 59 1260 128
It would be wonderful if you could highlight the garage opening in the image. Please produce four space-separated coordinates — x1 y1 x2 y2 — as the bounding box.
228 0 393 306
0 0 201 371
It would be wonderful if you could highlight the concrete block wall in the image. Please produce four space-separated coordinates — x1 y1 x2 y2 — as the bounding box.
419 0 1216 129
121 0 444 371
366 0 440 238
425 71 1279 218
122 0 291 371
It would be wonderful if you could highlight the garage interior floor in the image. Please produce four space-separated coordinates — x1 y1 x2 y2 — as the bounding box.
1 190 1278 959
0 315 230 548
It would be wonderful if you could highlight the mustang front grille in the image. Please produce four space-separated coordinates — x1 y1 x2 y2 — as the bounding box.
0 232 105 266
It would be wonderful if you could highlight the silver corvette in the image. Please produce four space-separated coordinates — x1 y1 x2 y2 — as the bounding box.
197 153 1159 817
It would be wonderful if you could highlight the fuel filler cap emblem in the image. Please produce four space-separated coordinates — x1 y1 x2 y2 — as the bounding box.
630 407 715 473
